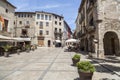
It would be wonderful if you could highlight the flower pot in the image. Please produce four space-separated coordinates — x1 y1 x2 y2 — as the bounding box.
78 70 93 80
4 52 9 57
72 58 80 66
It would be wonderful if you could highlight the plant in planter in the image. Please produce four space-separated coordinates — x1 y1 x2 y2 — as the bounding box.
72 54 81 66
2 45 12 57
25 45 31 53
77 61 96 80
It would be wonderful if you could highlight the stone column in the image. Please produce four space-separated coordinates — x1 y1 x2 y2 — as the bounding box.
98 38 105 59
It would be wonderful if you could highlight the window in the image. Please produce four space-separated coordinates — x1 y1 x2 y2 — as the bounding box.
46 22 49 26
41 14 44 20
39 30 43 35
21 14 23 17
89 17 94 26
14 21 15 25
55 16 57 19
55 28 57 32
3 19 8 32
55 21 57 25
117 4 120 12
36 22 38 25
45 15 48 20
37 14 40 19
40 22 43 29
24 14 26 17
22 29 27 35
26 21 29 25
30 15 32 18
55 36 57 40
6 9 8 13
59 17 61 21
59 29 61 32
60 36 62 40
46 31 49 35
18 14 20 17
19 21 22 25
27 14 30 17
59 22 61 26
49 15 51 20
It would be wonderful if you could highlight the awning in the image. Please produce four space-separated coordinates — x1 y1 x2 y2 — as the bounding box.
23 38 31 41
0 35 31 42
0 35 13 40
55 40 61 43
65 39 79 43
13 37 31 42
13 37 24 42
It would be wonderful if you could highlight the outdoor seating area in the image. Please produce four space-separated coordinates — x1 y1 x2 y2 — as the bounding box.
0 36 38 57
65 39 80 52
0 43 38 57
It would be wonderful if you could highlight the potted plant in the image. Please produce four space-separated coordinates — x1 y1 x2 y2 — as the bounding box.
2 45 12 57
77 61 96 80
72 54 81 66
25 45 31 53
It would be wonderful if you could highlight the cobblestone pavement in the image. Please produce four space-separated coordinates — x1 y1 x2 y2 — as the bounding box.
0 47 120 80
91 56 120 80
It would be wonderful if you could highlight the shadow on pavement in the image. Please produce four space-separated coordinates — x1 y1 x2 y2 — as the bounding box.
99 78 116 80
74 77 79 80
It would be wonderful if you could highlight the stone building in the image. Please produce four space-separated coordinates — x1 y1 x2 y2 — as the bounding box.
75 0 120 58
63 21 72 46
14 12 38 45
35 11 64 47
0 0 16 37
15 11 70 47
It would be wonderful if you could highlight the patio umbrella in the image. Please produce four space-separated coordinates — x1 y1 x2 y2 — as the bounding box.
65 39 79 43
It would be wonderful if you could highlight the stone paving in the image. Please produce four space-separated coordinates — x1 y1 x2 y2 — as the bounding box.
92 56 120 79
0 47 120 80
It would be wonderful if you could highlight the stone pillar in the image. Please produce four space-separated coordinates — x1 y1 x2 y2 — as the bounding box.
98 38 105 59
94 42 98 58
117 39 120 56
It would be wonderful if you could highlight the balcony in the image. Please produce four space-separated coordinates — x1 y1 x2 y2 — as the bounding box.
54 31 63 36
87 26 96 32
76 30 87 38
20 34 29 38
24 24 30 28
38 36 44 40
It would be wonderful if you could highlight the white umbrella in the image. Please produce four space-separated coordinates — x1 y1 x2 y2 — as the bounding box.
55 40 61 43
0 35 12 40
13 37 31 42
65 39 79 43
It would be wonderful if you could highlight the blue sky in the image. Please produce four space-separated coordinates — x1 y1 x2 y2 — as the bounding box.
8 0 81 31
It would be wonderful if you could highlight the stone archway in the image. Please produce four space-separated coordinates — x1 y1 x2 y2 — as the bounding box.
103 31 119 55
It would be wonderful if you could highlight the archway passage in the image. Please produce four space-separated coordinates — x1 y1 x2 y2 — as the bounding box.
103 32 119 55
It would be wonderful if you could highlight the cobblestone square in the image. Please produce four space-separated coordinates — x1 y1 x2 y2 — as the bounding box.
0 48 120 80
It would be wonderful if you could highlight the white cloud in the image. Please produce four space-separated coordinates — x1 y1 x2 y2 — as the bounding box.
16 3 71 11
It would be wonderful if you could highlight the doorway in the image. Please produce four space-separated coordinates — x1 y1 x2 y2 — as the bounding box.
103 32 119 55
48 40 51 47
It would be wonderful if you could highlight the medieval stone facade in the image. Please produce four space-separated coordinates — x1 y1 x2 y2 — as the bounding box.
0 0 16 37
75 0 120 58
15 11 72 47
